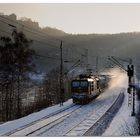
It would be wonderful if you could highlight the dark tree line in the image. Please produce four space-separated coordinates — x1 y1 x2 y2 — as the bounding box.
0 30 36 121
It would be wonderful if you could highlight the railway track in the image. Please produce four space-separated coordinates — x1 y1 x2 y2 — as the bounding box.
33 98 103 136
2 103 80 136
7 95 102 136
9 97 100 136
3 88 125 136
31 89 124 136
64 92 124 136
84 92 124 136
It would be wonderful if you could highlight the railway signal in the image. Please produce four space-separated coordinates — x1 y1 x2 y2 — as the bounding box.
127 65 134 77
127 64 135 116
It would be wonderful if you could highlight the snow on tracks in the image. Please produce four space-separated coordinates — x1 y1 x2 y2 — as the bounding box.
64 92 124 136
9 105 81 136
0 99 76 136
1 87 125 136
35 88 125 136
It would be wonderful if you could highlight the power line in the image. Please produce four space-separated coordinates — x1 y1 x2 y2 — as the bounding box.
0 18 68 55
0 29 61 61
0 15 87 53
0 30 66 61
35 54 60 61
0 15 60 43
0 15 76 55
0 29 10 35
0 18 60 49
0 23 68 56
0 15 92 58
0 16 85 61
0 26 57 51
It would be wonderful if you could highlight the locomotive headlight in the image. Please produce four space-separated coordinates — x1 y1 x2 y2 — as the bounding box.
87 78 94 82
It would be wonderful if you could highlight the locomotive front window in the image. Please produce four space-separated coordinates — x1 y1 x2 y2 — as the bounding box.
80 81 88 87
72 81 80 87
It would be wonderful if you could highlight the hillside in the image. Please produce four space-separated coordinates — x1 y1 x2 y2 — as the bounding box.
0 13 140 78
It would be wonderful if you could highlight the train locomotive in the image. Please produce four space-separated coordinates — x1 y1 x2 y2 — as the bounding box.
71 74 109 104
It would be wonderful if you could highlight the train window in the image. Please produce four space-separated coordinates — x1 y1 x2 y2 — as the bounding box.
91 82 94 90
97 81 99 89
80 81 88 87
72 81 80 87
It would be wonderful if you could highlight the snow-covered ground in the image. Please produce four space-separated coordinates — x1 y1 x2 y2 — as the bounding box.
102 91 139 136
0 99 74 136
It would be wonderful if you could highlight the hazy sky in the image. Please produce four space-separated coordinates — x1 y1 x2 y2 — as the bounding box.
0 3 140 34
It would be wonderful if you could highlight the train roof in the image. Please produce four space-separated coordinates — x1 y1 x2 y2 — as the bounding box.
73 75 99 82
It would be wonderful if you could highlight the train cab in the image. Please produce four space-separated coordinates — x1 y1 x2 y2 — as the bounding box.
71 75 100 104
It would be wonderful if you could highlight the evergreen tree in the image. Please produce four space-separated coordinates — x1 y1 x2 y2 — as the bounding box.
0 30 36 121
